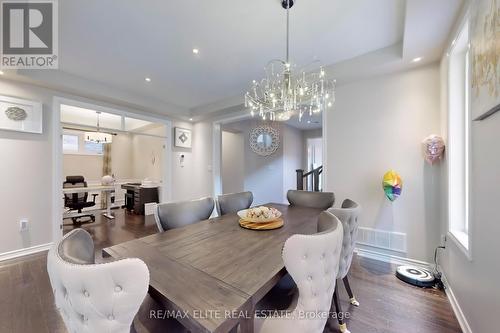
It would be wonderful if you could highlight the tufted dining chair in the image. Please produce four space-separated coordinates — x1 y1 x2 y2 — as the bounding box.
216 191 253 216
270 190 336 296
255 211 344 333
327 198 361 333
287 190 335 210
154 197 215 232
47 229 150 333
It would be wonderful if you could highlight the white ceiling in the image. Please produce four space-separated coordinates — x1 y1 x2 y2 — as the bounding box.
7 0 463 119
285 112 322 130
58 0 404 108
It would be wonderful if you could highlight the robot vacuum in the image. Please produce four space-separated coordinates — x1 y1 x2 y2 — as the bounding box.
396 265 436 288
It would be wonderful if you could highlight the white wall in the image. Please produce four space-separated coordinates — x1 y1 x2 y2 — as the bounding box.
169 120 213 201
221 131 245 194
326 64 442 262
222 121 284 205
437 2 500 331
0 77 212 255
221 120 305 205
63 132 134 181
0 80 54 253
282 125 303 202
131 126 166 183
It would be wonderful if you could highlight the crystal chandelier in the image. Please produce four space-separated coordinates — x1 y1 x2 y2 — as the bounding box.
85 111 113 144
245 0 335 122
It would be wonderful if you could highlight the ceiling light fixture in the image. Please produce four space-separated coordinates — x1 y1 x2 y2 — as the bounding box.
85 111 113 144
245 0 335 122
192 48 199 55
412 57 422 63
0 70 4 75
145 77 151 82
189 118 193 121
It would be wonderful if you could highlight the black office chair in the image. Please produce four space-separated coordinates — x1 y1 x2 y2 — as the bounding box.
63 176 98 224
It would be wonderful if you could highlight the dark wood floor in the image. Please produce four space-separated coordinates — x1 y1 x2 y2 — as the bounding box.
63 208 159 260
0 209 462 333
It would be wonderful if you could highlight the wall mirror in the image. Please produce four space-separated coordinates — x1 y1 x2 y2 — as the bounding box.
249 126 280 156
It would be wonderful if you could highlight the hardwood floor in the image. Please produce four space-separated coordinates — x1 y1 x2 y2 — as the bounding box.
63 208 158 260
0 209 462 333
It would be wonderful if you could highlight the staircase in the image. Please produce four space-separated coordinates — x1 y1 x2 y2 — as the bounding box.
296 166 323 192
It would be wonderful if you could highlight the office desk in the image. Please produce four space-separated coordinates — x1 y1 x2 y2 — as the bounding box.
121 183 159 215
63 185 116 219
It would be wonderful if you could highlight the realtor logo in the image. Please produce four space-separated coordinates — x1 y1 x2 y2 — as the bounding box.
1 0 58 69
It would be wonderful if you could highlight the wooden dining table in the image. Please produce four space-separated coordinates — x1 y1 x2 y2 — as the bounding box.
103 203 323 333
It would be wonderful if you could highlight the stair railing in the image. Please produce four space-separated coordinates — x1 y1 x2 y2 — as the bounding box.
296 165 323 192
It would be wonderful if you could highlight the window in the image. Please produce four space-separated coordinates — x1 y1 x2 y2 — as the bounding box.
448 21 470 256
62 134 79 152
62 130 104 155
84 141 104 155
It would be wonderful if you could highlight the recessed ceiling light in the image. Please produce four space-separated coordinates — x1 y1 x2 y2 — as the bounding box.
412 57 422 63
0 70 4 75
145 77 151 82
192 48 199 55
189 118 193 121
307 120 311 124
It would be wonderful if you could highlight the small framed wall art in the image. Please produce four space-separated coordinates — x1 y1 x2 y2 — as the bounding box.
470 0 500 120
174 127 192 148
0 95 43 134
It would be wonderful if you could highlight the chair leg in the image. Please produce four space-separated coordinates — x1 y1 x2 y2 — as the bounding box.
343 276 360 306
332 283 350 333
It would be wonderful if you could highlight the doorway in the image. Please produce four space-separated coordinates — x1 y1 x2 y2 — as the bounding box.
51 97 172 243
307 137 323 171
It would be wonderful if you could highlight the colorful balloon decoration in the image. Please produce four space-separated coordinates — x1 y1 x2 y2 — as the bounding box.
382 170 402 202
422 135 445 165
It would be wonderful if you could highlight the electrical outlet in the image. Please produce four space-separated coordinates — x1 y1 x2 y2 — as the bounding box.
19 218 29 232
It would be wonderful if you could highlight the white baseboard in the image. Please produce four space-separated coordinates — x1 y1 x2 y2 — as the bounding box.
0 242 53 262
354 247 432 268
355 247 473 333
440 270 473 333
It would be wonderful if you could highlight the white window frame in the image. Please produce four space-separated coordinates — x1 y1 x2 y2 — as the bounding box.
62 129 104 156
447 18 472 260
62 133 79 153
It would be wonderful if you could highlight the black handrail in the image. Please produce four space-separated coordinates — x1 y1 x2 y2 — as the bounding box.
296 166 323 192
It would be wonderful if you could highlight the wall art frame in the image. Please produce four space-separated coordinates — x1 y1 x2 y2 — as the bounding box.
174 127 192 148
0 95 43 133
471 0 500 121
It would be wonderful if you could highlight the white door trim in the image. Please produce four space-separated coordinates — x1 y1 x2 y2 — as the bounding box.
322 103 329 190
211 112 252 199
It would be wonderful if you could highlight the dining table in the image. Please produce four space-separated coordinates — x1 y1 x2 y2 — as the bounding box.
103 203 323 333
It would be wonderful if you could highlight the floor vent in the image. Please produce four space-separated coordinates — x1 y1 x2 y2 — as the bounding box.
357 227 407 253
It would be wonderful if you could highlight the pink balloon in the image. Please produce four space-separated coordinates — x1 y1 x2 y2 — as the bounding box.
422 135 445 165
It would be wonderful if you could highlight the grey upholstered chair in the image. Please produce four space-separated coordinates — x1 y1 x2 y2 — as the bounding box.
47 229 149 333
216 191 253 216
287 190 335 209
255 211 344 333
328 199 361 333
154 197 215 232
